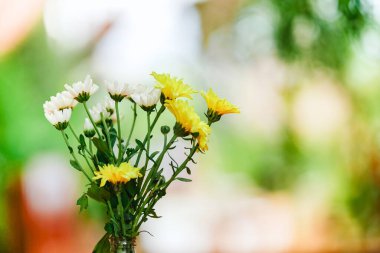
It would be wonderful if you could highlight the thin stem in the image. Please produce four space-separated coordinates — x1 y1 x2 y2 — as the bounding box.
107 200 119 236
165 144 198 185
61 131 92 183
89 140 93 153
143 112 151 170
101 113 115 163
68 123 93 157
117 192 127 236
141 134 177 193
83 153 95 175
126 103 137 148
83 102 102 138
115 101 123 164
134 105 165 168
163 133 167 150
132 135 177 230
135 144 198 231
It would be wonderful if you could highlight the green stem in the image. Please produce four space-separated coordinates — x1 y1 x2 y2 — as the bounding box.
83 153 95 175
126 103 137 148
115 101 123 164
133 135 177 230
61 131 92 183
165 144 198 186
68 124 92 156
139 135 175 198
134 105 165 168
107 200 119 236
135 144 198 231
117 192 127 236
143 112 151 170
101 113 115 163
89 140 93 153
83 102 102 138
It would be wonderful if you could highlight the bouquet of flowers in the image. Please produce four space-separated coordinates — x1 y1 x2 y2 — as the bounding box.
43 72 239 253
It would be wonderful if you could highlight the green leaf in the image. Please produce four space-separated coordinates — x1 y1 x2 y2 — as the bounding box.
79 134 86 148
125 148 138 161
135 139 145 150
92 138 111 164
92 138 110 155
92 233 111 253
87 184 111 202
186 167 191 175
104 223 114 234
70 160 81 171
109 128 117 147
147 208 162 218
125 181 137 198
150 151 160 159
176 177 192 182
76 194 88 212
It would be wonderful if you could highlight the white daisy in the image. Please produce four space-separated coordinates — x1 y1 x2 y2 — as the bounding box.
131 84 161 111
106 80 134 101
104 97 115 115
44 108 72 130
43 91 77 114
64 75 99 102
89 103 110 124
83 118 95 138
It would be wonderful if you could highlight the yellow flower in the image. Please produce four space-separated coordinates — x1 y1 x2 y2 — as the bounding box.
194 121 211 152
165 99 199 134
152 72 196 100
93 162 142 187
165 99 211 151
201 89 240 116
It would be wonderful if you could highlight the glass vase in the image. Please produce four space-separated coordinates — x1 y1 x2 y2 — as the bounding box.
110 236 136 253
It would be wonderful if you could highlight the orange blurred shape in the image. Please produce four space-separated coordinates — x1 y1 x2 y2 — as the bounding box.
0 0 44 55
6 155 102 253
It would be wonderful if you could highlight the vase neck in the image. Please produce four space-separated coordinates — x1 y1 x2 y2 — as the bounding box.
110 236 136 253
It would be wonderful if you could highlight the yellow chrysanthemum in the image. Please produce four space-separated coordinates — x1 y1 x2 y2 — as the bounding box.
165 99 199 134
194 121 211 152
152 72 196 100
165 99 211 151
93 162 142 187
201 89 240 116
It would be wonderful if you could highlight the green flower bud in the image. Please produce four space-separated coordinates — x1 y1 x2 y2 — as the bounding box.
161 125 170 134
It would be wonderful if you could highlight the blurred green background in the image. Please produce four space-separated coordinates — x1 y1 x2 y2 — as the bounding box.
1 0 380 252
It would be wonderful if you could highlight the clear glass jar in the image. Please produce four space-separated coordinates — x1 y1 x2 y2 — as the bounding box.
110 236 136 253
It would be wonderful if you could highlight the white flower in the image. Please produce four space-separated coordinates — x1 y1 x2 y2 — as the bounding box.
104 98 123 123
43 91 77 114
83 118 95 137
106 80 134 101
104 97 115 115
131 84 161 110
44 109 72 130
84 118 94 131
89 103 110 124
89 103 104 124
64 75 99 102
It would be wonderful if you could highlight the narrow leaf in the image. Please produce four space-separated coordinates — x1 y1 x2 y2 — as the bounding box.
92 233 111 253
79 134 86 148
92 138 110 155
150 151 160 159
76 194 88 212
87 184 111 202
70 160 81 171
176 177 192 182
135 139 145 150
